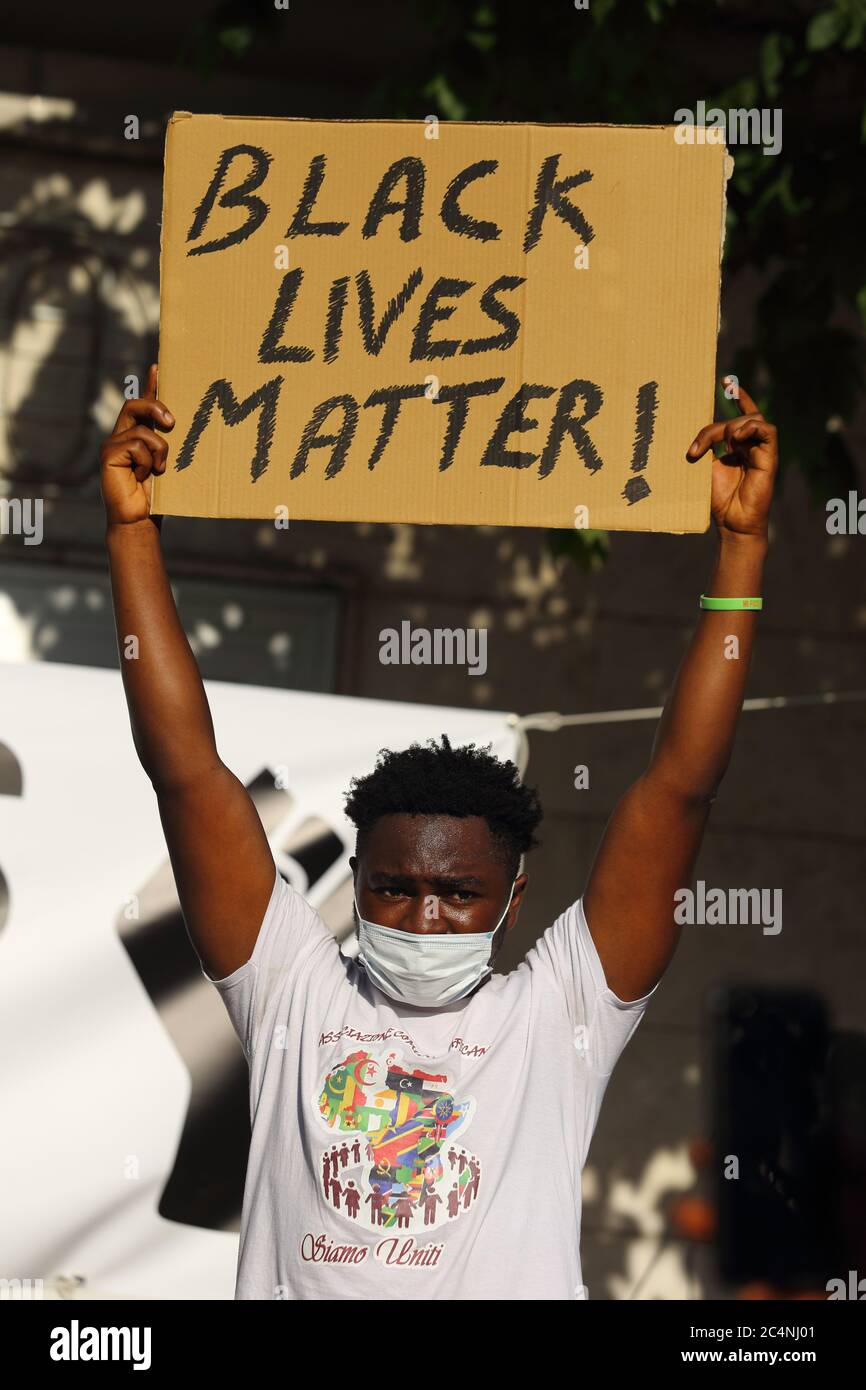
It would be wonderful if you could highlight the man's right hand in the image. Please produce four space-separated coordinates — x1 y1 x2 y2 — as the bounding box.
100 363 174 525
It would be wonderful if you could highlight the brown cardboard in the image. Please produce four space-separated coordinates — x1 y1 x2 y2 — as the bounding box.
152 114 730 533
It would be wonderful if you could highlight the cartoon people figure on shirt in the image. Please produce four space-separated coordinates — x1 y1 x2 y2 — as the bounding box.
322 1152 331 1200
394 1192 413 1229
315 1046 479 1235
343 1181 360 1220
423 1188 443 1226
365 1184 386 1226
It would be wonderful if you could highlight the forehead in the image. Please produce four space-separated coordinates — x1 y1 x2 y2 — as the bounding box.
360 813 501 873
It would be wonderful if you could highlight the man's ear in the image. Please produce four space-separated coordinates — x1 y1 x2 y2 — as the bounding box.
349 855 357 873
507 873 528 929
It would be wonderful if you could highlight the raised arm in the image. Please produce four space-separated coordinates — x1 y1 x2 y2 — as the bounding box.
583 380 779 1001
102 364 276 980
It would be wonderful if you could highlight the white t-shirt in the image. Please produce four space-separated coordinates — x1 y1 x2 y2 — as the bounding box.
205 867 656 1300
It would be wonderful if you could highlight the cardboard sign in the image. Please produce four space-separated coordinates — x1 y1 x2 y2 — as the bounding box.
153 114 730 532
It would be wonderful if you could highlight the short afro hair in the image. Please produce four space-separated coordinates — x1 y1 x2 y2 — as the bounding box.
344 734 542 874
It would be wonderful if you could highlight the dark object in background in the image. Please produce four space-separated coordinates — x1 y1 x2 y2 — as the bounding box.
826 1029 866 1276
710 986 838 1290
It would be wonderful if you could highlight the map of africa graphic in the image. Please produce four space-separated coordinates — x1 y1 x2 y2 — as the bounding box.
315 1047 483 1233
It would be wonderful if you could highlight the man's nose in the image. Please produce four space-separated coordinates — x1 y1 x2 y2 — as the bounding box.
399 900 447 934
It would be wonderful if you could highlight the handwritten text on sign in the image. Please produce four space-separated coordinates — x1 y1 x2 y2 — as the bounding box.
154 118 726 530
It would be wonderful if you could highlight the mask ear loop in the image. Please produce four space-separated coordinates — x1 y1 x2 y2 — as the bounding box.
489 863 524 960
497 872 520 929
488 874 520 956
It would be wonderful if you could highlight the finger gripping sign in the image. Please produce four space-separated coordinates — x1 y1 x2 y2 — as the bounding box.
152 113 731 533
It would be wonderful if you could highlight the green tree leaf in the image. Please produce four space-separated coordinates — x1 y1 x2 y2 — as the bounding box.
806 10 842 52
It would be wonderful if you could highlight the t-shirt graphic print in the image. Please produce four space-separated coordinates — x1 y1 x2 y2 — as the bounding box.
317 1044 480 1250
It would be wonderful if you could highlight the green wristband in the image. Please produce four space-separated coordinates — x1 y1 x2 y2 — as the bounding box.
699 594 763 611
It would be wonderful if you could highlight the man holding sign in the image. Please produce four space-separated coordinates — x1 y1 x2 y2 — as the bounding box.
102 363 777 1299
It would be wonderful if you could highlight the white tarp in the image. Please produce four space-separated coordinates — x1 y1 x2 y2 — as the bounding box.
0 660 520 1300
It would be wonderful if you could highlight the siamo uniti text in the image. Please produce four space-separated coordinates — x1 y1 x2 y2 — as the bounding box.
173 147 659 501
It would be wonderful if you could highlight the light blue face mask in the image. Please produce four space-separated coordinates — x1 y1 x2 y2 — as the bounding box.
353 878 518 1008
